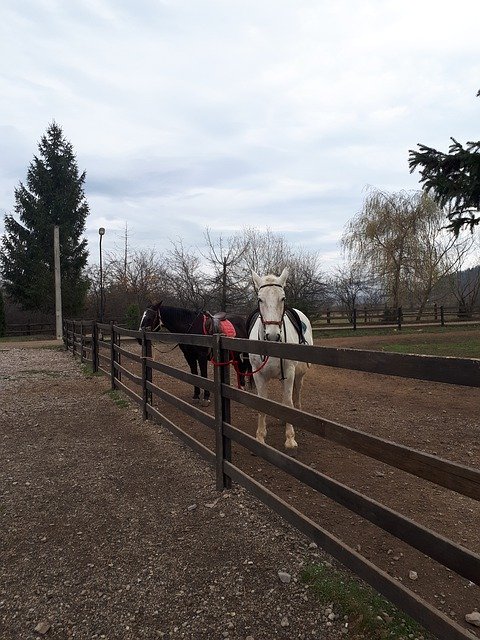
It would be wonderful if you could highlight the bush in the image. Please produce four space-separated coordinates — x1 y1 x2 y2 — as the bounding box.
125 303 141 330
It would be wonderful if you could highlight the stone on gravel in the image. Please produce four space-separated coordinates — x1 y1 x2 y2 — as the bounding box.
278 571 291 583
465 611 480 626
34 620 51 634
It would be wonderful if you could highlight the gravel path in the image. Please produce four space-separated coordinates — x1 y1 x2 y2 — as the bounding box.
0 346 349 640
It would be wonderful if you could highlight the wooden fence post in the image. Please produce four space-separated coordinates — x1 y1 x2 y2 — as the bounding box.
397 307 403 331
213 334 232 491
110 321 116 390
326 309 331 325
73 322 77 358
92 323 99 373
142 329 152 420
352 307 357 330
80 321 84 363
440 305 445 327
364 307 368 324
434 302 438 321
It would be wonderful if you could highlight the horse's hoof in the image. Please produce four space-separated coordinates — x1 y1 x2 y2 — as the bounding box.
192 398 201 404
285 446 298 458
200 399 211 407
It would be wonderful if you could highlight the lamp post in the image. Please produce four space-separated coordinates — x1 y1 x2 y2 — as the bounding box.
99 227 105 322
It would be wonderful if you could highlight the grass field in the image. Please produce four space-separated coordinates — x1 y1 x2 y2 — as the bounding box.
314 323 480 358
381 337 480 358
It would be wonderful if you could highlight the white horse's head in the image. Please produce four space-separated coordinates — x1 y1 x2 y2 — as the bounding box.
252 267 289 342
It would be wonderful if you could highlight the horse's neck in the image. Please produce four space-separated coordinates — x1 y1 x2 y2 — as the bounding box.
160 306 198 333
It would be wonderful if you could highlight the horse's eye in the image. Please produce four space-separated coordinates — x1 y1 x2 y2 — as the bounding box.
281 297 285 302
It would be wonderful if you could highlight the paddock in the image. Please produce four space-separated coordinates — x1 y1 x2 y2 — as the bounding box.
65 320 480 639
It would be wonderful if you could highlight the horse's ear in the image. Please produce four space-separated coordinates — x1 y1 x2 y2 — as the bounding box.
252 270 261 292
279 267 289 286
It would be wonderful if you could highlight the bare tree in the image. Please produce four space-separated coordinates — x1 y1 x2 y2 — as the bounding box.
202 228 249 312
167 238 206 309
283 249 326 316
342 188 470 318
329 260 374 321
406 212 474 319
230 228 326 314
445 235 480 316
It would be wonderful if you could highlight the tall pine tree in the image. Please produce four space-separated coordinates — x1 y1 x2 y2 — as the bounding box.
1 122 89 315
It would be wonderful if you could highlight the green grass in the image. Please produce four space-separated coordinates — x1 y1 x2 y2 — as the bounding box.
381 338 480 358
313 323 480 340
104 389 130 409
81 363 102 378
301 563 430 639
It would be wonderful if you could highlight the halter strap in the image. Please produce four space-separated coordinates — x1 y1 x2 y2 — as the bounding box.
257 283 284 291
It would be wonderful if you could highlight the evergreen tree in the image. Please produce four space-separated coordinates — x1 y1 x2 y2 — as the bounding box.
0 122 90 315
0 289 5 337
409 91 480 235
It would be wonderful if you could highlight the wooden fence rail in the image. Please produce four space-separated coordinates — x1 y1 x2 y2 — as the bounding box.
313 304 480 331
63 319 480 640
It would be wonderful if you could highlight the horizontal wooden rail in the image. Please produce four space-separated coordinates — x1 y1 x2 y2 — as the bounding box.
113 343 143 364
114 378 142 405
146 404 215 465
113 326 142 338
225 463 473 640
147 358 215 392
113 361 142 385
223 337 480 387
224 423 480 584
223 385 480 501
147 331 213 349
98 364 110 377
146 381 215 429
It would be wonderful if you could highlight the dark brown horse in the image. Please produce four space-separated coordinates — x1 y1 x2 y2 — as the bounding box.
139 302 250 406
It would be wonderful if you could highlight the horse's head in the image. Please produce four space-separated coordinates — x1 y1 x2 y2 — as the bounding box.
252 267 288 342
138 301 163 344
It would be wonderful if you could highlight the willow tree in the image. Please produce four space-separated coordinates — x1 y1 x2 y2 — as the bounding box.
0 122 89 315
342 188 468 316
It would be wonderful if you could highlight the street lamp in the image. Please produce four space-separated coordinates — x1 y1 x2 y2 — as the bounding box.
99 227 105 322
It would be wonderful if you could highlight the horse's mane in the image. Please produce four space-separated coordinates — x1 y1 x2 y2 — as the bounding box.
156 304 198 326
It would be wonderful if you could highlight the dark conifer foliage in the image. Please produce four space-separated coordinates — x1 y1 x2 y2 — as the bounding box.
409 91 480 236
1 122 89 315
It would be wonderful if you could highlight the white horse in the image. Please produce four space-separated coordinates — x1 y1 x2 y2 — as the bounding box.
249 267 313 452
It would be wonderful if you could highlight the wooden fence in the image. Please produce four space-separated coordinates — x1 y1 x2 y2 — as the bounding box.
63 318 480 640
5 322 55 337
314 304 480 330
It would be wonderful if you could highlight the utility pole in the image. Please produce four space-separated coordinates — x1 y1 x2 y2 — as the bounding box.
53 225 63 340
99 227 105 322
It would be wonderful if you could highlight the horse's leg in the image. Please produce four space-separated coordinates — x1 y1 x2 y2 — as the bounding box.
282 367 297 451
183 350 200 402
254 372 269 444
199 352 211 407
292 368 305 410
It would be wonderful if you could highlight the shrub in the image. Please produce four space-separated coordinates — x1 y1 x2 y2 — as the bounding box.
125 303 141 330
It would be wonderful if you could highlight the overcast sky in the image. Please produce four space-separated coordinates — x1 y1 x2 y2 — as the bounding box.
1 0 479 272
